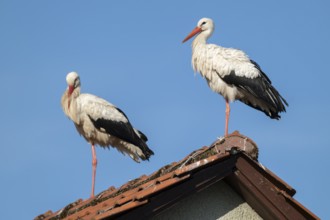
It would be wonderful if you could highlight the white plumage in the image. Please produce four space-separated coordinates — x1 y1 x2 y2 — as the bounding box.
61 71 154 197
183 18 288 136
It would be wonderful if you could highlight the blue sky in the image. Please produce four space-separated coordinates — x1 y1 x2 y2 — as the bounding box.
0 0 328 219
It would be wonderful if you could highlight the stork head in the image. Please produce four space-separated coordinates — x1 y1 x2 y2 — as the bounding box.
66 71 80 96
182 18 214 43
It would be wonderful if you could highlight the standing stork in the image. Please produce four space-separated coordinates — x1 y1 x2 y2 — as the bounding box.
182 18 288 136
61 71 154 197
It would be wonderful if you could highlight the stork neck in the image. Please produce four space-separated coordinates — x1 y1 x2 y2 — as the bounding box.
71 87 81 98
192 34 206 48
67 87 81 111
192 30 212 51
66 87 80 122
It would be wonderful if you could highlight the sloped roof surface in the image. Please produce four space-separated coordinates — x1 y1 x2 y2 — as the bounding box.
36 131 319 220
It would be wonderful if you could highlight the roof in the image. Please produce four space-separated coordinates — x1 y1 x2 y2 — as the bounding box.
35 131 319 220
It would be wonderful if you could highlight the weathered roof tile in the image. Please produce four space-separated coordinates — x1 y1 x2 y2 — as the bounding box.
35 131 319 220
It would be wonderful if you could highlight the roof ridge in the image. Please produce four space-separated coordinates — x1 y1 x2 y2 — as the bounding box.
35 131 262 220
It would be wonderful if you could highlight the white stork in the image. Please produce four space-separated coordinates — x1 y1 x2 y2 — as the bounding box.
183 18 288 136
61 72 154 197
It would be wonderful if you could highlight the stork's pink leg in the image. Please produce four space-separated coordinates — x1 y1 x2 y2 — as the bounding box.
91 144 97 198
225 100 230 136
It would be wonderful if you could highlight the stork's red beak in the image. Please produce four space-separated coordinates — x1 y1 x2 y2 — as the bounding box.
182 27 202 43
67 85 74 109
68 85 74 97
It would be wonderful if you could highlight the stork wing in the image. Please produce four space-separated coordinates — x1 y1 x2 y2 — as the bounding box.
88 113 146 148
78 94 147 148
195 45 288 118
218 59 288 117
220 68 270 100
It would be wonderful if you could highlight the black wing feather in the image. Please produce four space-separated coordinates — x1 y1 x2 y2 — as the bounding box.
89 116 139 146
88 107 154 159
250 59 272 83
220 60 288 118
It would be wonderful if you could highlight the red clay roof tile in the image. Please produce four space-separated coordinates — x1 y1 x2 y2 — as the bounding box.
35 131 319 220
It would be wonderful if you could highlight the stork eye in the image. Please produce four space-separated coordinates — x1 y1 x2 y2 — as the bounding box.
201 21 207 26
